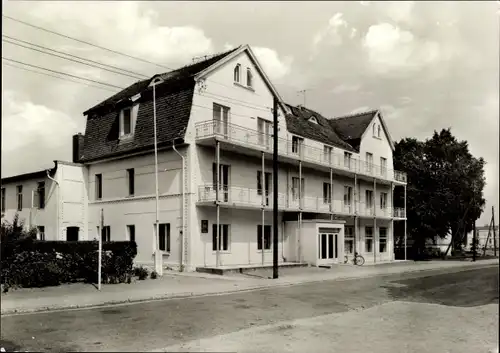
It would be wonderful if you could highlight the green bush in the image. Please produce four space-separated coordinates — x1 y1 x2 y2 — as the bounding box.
134 266 149 280
1 215 138 288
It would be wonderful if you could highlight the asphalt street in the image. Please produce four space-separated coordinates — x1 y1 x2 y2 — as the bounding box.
1 265 498 352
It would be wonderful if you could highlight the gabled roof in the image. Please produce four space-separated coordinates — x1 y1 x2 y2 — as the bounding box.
285 104 356 152
80 47 240 162
329 110 378 152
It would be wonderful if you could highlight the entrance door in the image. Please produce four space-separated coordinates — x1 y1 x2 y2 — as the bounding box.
66 227 79 241
212 164 230 202
213 103 229 139
258 171 272 206
318 229 339 262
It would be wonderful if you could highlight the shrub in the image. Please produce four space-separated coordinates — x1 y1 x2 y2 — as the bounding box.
0 225 138 288
150 270 158 279
134 266 149 280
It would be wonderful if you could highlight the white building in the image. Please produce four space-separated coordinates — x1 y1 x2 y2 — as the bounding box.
1 44 407 272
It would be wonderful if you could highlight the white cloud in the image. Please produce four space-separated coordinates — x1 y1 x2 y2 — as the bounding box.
252 47 293 81
331 84 361 94
1 91 78 153
313 13 351 48
384 1 415 23
350 106 371 114
23 2 214 65
363 23 441 75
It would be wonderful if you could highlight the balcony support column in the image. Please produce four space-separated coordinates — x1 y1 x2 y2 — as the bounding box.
215 141 220 268
373 178 377 264
298 211 302 263
390 182 394 261
404 184 407 261
330 168 333 217
299 161 302 210
261 151 265 266
354 174 358 254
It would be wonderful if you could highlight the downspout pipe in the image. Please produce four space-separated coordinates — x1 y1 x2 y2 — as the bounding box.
47 166 60 240
172 138 186 272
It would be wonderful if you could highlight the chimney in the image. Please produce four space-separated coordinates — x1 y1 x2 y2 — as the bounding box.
72 133 85 163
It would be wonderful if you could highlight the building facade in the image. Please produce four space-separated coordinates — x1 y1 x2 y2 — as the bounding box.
1 44 407 272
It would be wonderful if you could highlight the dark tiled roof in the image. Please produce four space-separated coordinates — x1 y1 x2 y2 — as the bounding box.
1 162 57 184
329 110 378 152
284 104 356 152
80 47 241 162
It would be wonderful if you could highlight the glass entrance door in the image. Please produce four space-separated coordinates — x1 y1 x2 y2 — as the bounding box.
318 232 338 260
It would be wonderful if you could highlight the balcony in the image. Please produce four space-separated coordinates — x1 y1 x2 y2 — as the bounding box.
195 120 407 184
198 185 287 209
393 207 406 219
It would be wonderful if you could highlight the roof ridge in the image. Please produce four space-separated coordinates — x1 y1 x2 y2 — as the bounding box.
331 109 379 120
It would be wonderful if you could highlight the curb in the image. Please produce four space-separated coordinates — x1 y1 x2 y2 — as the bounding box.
1 262 497 316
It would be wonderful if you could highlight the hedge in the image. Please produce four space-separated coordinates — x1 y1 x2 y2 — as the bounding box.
1 238 137 289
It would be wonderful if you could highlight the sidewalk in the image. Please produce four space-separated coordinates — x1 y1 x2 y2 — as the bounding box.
1 259 497 315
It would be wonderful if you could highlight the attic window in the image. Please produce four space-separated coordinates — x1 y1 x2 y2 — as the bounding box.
119 104 139 139
247 68 253 88
234 64 241 83
309 116 318 124
377 125 381 138
373 123 376 136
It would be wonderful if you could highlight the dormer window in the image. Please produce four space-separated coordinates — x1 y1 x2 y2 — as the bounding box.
234 64 241 83
119 104 138 139
247 68 253 88
309 116 318 124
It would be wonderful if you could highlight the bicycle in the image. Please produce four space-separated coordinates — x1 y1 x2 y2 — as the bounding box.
344 252 365 266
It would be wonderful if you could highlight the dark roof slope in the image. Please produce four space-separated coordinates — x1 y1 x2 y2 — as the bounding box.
80 47 240 162
285 104 356 152
329 110 377 152
1 162 57 184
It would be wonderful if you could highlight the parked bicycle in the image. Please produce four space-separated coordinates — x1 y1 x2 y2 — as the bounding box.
344 252 365 266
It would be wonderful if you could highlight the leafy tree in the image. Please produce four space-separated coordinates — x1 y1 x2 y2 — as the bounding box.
394 128 486 256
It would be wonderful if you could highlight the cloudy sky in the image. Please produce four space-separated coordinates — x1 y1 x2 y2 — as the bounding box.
2 1 499 224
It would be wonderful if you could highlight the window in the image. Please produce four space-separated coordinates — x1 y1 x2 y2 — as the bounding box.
345 226 354 254
344 152 352 169
292 136 303 155
95 174 102 200
379 227 387 253
121 108 132 136
234 64 240 83
343 186 352 207
127 225 135 243
257 225 271 250
380 192 388 209
366 152 373 173
292 177 304 201
37 181 45 209
377 125 381 138
309 116 318 124
373 123 376 136
323 182 332 204
246 68 253 88
37 226 45 241
380 157 387 177
257 171 271 196
1 187 5 213
16 185 22 211
159 223 170 252
257 117 272 147
366 190 373 209
323 145 333 164
101 226 111 242
127 168 135 196
365 226 373 252
212 224 230 251
213 103 230 136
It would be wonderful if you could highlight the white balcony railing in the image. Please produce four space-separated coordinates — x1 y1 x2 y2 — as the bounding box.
195 120 407 183
393 207 406 218
198 184 406 218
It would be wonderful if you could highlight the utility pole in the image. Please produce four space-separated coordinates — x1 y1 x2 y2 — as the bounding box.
493 206 497 257
472 219 476 261
98 208 103 291
272 97 279 279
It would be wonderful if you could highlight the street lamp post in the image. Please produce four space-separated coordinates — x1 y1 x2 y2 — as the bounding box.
152 77 163 276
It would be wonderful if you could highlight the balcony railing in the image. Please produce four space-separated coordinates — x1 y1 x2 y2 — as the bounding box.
195 120 407 183
198 185 287 208
393 207 406 218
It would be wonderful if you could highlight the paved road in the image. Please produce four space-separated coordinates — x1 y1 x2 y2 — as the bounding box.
1 265 498 352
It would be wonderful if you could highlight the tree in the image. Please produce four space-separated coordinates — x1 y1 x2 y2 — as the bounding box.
394 128 486 256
